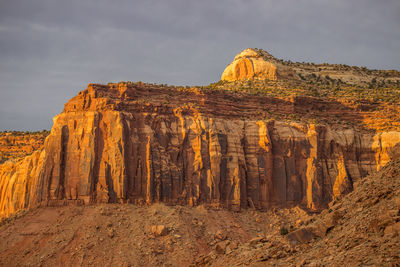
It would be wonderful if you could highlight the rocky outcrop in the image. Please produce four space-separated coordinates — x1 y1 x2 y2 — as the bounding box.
221 48 400 86
0 132 48 163
1 82 400 218
0 150 45 218
221 48 278 81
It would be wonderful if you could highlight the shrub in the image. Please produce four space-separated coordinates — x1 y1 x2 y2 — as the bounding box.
280 226 289 236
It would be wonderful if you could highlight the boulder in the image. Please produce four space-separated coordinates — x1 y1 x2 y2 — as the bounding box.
215 230 227 241
215 240 230 254
248 236 266 246
384 222 400 237
395 196 400 209
311 210 343 237
286 227 316 245
151 225 168 236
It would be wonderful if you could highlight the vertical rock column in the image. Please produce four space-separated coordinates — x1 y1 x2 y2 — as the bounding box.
306 124 322 210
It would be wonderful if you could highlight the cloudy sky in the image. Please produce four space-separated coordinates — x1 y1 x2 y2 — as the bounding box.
0 0 399 130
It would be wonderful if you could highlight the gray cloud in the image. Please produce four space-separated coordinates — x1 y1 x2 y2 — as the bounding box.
0 0 399 130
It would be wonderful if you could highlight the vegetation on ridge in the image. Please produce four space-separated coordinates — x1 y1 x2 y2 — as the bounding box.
106 77 400 132
0 130 49 164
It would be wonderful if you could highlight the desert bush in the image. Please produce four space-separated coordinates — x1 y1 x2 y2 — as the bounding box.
280 226 289 236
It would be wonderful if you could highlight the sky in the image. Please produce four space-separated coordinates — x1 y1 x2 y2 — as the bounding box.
0 0 399 131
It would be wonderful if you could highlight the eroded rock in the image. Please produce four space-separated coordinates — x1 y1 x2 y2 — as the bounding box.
384 222 400 237
286 228 316 245
215 240 230 254
0 83 400 219
151 225 168 236
221 48 277 81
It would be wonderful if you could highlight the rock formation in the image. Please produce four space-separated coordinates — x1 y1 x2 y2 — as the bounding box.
221 48 400 86
1 81 400 219
0 131 48 163
221 48 278 81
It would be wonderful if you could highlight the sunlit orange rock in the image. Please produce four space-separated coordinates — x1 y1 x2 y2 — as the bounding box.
1 82 400 219
221 48 277 81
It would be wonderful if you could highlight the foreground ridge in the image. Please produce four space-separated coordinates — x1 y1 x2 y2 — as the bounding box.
0 157 399 266
203 157 400 266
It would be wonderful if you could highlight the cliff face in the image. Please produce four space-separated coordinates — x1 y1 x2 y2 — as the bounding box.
0 150 45 218
1 82 400 218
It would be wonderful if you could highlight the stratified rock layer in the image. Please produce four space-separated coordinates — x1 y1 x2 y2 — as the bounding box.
1 83 400 218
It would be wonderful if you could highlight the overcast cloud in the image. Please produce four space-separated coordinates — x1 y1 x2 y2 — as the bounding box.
0 0 399 130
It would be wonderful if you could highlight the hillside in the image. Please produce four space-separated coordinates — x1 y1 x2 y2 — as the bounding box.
0 157 399 266
207 157 400 266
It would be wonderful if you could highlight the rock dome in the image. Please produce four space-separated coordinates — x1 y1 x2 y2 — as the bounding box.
221 48 277 81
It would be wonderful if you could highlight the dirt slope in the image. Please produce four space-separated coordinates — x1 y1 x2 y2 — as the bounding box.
0 202 312 266
208 158 400 266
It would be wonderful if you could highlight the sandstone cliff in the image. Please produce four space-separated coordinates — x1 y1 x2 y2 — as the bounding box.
1 82 399 218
